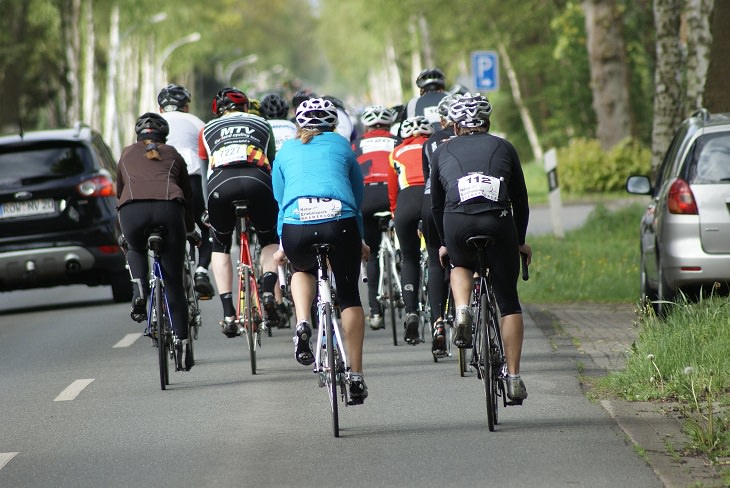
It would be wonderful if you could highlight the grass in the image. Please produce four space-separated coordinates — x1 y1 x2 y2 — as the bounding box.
526 197 730 460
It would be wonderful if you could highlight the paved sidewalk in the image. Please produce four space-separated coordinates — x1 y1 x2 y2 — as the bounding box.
526 303 724 488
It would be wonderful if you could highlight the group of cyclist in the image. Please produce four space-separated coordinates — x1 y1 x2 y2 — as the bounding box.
115 66 532 403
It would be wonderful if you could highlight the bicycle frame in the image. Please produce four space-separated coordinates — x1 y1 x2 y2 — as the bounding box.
375 214 404 346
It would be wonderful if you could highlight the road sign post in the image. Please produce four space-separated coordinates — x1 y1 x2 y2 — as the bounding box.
471 51 499 92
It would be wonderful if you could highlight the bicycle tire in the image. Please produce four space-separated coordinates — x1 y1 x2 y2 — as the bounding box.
383 251 398 346
480 291 497 431
324 304 339 437
154 279 168 390
244 266 257 375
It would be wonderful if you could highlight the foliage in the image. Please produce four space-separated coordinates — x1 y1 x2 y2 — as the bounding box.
519 203 643 303
557 137 651 193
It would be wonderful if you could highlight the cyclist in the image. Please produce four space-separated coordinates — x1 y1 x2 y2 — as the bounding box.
260 93 297 151
289 89 316 123
351 105 400 330
323 95 357 143
117 112 195 370
404 68 448 131
271 98 370 404
430 93 532 401
421 94 456 356
387 115 434 345
157 83 215 300
198 87 282 337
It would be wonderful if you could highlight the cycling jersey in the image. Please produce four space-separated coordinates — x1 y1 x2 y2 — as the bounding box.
161 110 206 176
422 126 455 194
388 135 428 214
198 112 276 171
405 91 448 130
268 118 297 151
352 128 400 184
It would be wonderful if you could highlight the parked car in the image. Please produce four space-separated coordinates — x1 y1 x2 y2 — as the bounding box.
0 123 132 303
626 108 730 316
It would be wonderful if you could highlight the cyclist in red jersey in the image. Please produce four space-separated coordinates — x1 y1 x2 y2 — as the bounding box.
387 115 434 345
351 105 401 330
198 87 282 337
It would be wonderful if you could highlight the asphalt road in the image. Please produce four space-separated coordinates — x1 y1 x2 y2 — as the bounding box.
0 283 662 488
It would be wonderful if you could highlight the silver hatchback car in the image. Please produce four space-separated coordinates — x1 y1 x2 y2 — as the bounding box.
626 109 730 316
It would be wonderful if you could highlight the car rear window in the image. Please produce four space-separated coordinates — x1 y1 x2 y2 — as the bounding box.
0 141 90 189
689 133 730 183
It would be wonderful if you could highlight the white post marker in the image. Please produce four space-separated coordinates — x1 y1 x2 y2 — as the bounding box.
544 148 564 238
0 452 18 471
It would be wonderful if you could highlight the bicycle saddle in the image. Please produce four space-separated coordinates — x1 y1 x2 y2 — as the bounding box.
146 226 166 252
466 235 496 248
232 199 250 217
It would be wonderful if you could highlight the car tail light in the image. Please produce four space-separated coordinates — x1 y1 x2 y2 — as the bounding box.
77 175 115 197
667 178 698 214
98 245 123 254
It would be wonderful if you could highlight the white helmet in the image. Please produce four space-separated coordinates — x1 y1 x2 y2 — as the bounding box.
295 98 339 129
360 105 396 127
448 92 492 128
400 116 434 138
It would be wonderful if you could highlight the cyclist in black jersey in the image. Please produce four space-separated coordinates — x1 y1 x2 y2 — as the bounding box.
430 93 532 401
404 68 448 132
198 87 282 337
421 94 456 356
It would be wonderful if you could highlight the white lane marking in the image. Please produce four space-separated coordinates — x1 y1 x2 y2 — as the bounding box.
113 333 144 348
54 379 94 401
0 452 18 471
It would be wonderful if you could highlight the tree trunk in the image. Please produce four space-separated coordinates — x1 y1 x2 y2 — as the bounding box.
704 4 730 112
651 0 684 172
62 0 82 125
82 0 95 126
684 0 714 113
104 5 120 154
583 0 633 150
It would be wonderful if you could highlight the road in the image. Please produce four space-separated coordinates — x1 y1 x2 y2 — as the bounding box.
0 283 662 488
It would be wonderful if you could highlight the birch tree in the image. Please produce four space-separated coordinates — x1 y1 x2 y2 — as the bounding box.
703 3 730 112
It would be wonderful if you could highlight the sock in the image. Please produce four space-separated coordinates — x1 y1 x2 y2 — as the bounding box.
261 271 278 294
220 292 236 317
508 374 521 379
196 266 207 274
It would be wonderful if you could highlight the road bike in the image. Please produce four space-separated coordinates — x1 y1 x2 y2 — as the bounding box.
418 234 432 347
309 244 358 438
373 211 404 346
183 233 203 343
466 235 528 431
233 200 266 375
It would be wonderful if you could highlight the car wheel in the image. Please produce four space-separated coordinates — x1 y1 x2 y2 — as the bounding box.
111 271 133 303
640 254 658 302
656 262 675 318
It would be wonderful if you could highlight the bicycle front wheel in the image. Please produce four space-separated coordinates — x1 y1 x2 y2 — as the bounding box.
383 252 398 346
154 280 169 390
480 292 497 431
243 267 257 375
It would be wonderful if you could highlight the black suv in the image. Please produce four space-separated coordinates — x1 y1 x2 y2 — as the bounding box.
0 123 132 302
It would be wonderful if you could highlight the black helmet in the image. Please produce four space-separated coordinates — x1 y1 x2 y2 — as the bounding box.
261 93 289 119
212 87 248 116
292 89 316 111
157 84 191 112
135 112 169 141
416 68 446 89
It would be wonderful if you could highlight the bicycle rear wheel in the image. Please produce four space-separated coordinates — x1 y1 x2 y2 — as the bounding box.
243 267 257 375
323 305 339 437
383 252 398 346
480 292 497 431
154 280 169 390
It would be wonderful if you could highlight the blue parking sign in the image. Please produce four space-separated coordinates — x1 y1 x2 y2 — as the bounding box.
472 51 499 91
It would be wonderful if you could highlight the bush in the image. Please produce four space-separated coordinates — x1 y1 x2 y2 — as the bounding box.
557 137 652 193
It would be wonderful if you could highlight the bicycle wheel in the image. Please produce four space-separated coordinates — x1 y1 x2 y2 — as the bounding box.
154 279 169 390
480 291 497 431
383 251 398 346
243 266 257 375
323 304 339 437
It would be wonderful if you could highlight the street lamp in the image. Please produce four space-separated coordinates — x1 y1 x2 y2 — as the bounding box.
153 32 202 97
222 54 258 85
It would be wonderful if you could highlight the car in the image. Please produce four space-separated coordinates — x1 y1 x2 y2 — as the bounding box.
626 108 730 316
0 122 132 303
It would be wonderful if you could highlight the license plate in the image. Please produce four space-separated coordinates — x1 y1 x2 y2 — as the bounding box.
0 199 56 219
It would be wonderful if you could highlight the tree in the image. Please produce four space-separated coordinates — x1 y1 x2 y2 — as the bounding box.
703 3 730 112
582 0 633 150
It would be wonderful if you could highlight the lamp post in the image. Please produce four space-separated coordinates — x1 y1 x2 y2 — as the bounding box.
222 54 258 86
154 32 202 93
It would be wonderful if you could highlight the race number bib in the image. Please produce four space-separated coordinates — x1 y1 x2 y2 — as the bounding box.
457 174 501 202
212 144 248 167
297 197 343 221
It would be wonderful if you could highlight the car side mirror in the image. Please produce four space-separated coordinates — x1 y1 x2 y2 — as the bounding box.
626 175 652 195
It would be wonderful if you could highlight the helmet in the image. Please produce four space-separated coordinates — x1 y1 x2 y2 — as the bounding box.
437 94 456 119
212 87 248 116
292 89 317 110
400 116 434 138
295 98 339 129
360 105 396 127
157 84 191 112
248 98 261 116
135 112 169 140
260 93 290 119
448 92 492 128
416 68 446 89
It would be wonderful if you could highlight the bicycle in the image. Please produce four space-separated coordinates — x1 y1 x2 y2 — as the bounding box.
465 235 529 431
373 211 404 346
184 233 203 342
309 244 364 438
232 200 266 375
139 228 193 390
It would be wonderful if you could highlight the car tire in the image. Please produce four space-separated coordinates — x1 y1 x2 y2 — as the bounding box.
656 261 675 318
111 271 133 303
640 253 658 313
